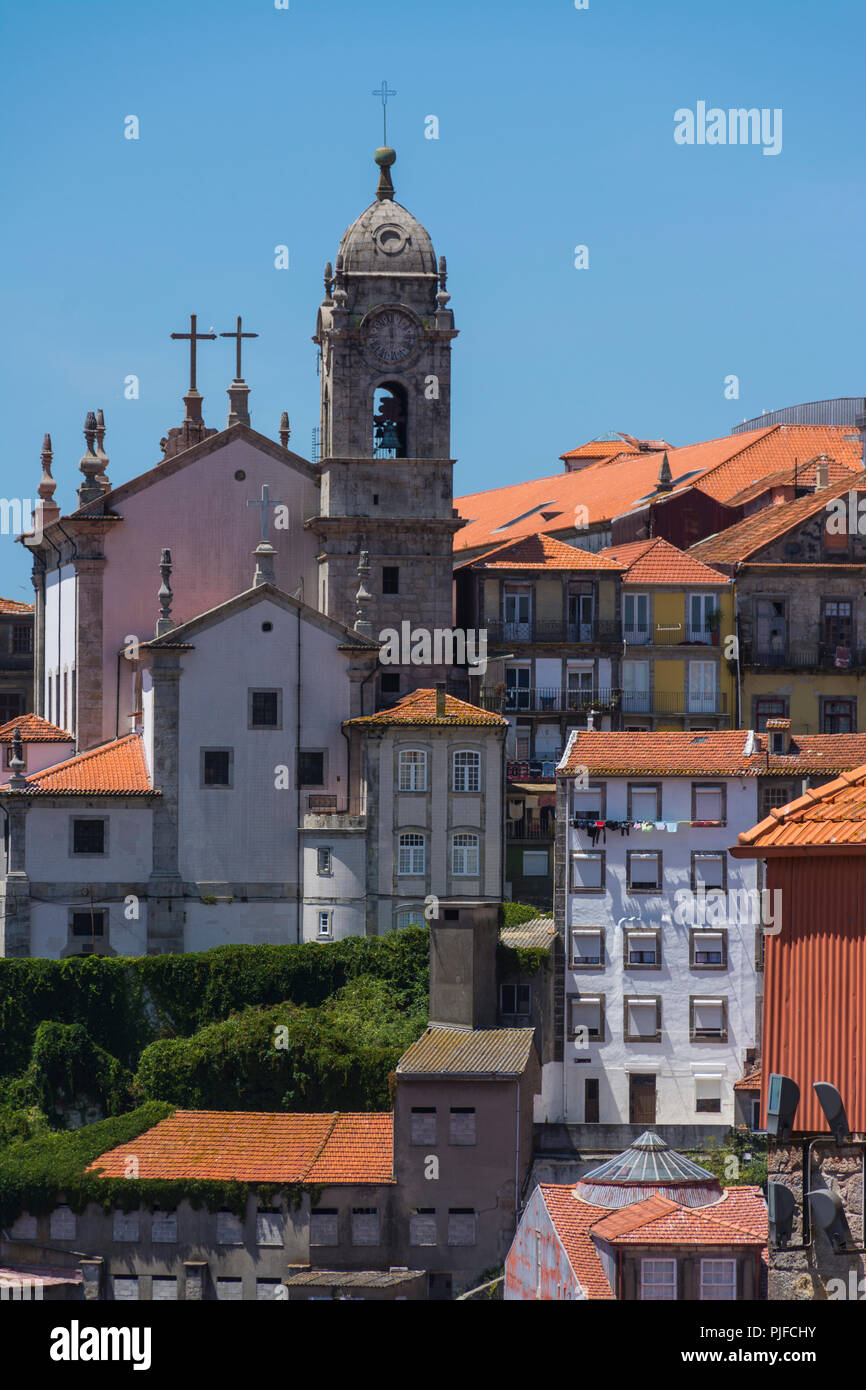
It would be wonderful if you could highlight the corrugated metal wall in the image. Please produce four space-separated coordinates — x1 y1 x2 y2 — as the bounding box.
761 855 866 1133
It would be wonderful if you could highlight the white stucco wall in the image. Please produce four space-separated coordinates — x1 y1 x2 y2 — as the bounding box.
42 565 77 731
29 900 148 959
25 805 153 882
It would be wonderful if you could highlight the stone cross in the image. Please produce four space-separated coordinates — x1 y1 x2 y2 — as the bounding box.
371 79 397 143
247 483 286 544
170 314 216 392
220 316 258 381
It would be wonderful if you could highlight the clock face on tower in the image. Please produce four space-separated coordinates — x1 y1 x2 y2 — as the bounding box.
366 310 417 363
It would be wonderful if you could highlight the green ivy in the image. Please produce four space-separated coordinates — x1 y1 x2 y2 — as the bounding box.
499 902 546 930
496 943 549 977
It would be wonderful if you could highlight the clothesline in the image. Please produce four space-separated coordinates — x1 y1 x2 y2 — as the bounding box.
572 817 725 845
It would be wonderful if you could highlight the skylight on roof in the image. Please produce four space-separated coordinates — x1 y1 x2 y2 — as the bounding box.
690 736 708 744
492 501 558 532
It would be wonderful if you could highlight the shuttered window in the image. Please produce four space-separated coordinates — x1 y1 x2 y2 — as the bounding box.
256 1211 284 1247
449 1108 476 1145
310 1209 339 1246
351 1208 381 1245
410 1108 436 1145
49 1206 76 1240
625 997 661 1041
409 1210 437 1246
216 1279 244 1301
152 1277 178 1301
113 1277 139 1301
257 1280 285 1301
112 1210 140 1242
216 1211 244 1245
447 1209 477 1246
152 1211 178 1243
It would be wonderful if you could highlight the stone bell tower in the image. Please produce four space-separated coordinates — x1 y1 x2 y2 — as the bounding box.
311 148 464 688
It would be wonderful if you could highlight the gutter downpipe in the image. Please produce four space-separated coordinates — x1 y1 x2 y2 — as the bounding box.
733 563 742 729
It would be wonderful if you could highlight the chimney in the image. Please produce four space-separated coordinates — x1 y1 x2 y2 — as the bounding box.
435 682 446 717
814 455 829 490
428 902 499 1029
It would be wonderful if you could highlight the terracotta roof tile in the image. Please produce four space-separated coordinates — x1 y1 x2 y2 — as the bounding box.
345 688 508 727
0 733 155 796
456 532 622 572
0 597 34 615
0 714 72 742
560 439 643 461
87 1110 395 1184
558 730 866 778
734 1067 762 1092
595 1187 767 1245
596 536 731 586
690 470 866 564
695 426 863 504
537 1186 615 1299
736 762 866 851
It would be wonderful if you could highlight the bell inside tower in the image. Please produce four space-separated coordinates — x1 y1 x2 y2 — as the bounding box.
373 383 408 458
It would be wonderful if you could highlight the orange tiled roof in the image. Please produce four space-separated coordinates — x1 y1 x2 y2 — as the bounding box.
736 762 866 852
345 688 508 727
690 470 866 564
694 426 863 504
734 1067 762 1092
593 1187 767 1246
0 733 155 796
456 532 622 572
0 714 72 742
87 1109 395 1184
595 536 730 586
537 1186 615 1299
558 730 866 778
0 597 34 615
724 454 858 507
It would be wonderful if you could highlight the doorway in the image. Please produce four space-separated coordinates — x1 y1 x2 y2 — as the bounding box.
629 1073 656 1124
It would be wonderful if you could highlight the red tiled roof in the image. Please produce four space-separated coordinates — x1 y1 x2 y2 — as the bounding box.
560 440 639 462
735 762 866 852
734 1067 762 1092
0 598 34 615
456 532 622 572
724 454 857 508
694 426 863 505
690 470 866 564
0 714 72 742
0 733 155 795
594 1188 767 1246
537 1186 614 1299
595 536 730 586
345 688 508 727
558 730 866 778
87 1110 395 1184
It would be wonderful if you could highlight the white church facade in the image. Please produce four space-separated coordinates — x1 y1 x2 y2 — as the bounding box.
0 148 506 959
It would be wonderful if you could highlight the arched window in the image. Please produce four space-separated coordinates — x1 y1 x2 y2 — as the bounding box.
398 833 426 876
452 833 480 876
373 382 408 458
395 905 425 930
453 750 481 792
398 748 427 791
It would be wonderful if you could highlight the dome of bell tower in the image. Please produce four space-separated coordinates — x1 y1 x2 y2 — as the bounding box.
336 148 438 279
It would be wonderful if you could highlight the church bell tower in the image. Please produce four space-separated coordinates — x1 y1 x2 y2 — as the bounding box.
312 148 463 690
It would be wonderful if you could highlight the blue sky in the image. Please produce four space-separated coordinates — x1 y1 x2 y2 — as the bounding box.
1 0 863 598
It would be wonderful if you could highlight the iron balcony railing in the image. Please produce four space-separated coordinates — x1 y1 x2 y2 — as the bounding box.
742 642 866 670
481 687 728 716
507 820 556 841
624 626 721 647
483 619 621 644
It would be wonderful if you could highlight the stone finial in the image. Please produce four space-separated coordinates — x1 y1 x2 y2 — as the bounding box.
156 548 174 636
226 379 251 428
279 412 291 449
37 433 60 526
94 408 111 493
8 726 27 788
323 261 334 304
435 682 447 717
77 411 103 506
253 541 277 587
374 146 396 202
354 550 373 637
655 452 673 493
436 255 450 309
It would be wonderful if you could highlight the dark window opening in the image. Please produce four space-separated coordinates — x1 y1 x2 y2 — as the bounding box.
250 690 280 727
383 566 400 595
298 751 325 787
373 382 408 458
71 910 105 937
72 819 105 855
203 750 232 787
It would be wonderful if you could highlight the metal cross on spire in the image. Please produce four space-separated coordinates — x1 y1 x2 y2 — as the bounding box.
371 79 397 144
220 315 259 381
170 314 216 392
247 483 286 544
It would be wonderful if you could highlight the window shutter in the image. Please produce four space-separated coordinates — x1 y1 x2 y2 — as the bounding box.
256 1212 284 1247
112 1210 140 1242
49 1207 76 1240
310 1211 339 1246
152 1277 178 1301
152 1211 178 1243
449 1110 476 1145
113 1277 139 1301
216 1211 244 1245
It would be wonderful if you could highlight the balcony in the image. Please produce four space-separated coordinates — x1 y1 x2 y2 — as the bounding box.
481 686 621 714
621 690 728 716
507 818 556 841
742 642 866 670
483 619 621 645
624 626 720 648
507 760 561 780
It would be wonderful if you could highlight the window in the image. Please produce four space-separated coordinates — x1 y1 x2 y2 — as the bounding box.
641 1259 676 1300
695 1077 723 1114
449 1108 476 1145
113 1277 139 1301
11 624 33 654
249 689 281 728
627 851 661 892
500 983 531 1015
298 750 325 786
453 750 481 792
410 1108 436 1145
216 1211 243 1245
692 852 726 893
625 996 661 1041
317 846 332 876
569 995 604 1041
451 832 479 876
700 1258 736 1300
398 749 427 791
571 852 604 892
522 849 548 876
216 1279 243 1301
202 748 232 787
754 697 788 731
822 698 856 734
152 1211 177 1243
398 832 426 876
381 672 401 694
571 928 603 968
317 910 332 939
691 997 727 1040
396 906 425 930
113 1210 140 1242
572 782 607 820
447 1209 477 1246
505 665 531 710
382 566 399 594
628 783 661 822
71 818 106 855
688 661 717 714
503 586 532 636
822 599 853 653
624 929 660 968
49 1206 76 1240
352 1208 381 1246
256 1210 284 1247
761 782 796 819
152 1277 178 1301
0 693 24 724
688 593 716 641
692 783 725 823
624 593 650 642
71 910 106 938
310 1209 339 1246
621 659 650 711
691 929 727 968
409 1210 437 1246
